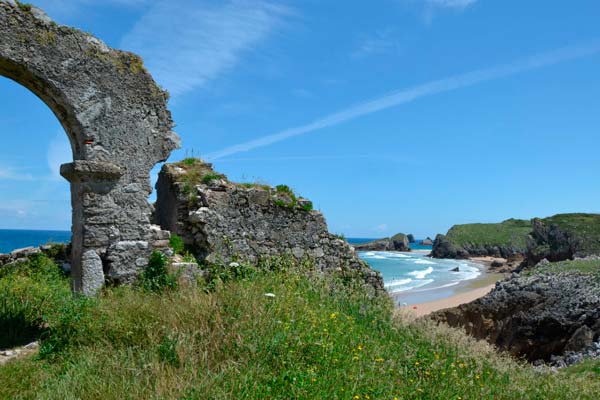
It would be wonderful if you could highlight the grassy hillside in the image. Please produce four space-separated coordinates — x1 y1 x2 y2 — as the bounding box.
1 255 600 399
445 219 532 249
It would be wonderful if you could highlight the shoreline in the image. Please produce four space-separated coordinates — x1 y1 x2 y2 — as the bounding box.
390 254 506 316
406 283 496 317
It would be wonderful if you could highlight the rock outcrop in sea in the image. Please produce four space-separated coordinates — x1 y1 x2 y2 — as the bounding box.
353 233 411 252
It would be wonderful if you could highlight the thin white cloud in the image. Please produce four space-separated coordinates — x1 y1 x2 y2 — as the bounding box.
424 0 477 9
215 154 419 165
0 167 33 182
121 0 291 98
353 29 402 58
206 41 600 161
373 224 389 233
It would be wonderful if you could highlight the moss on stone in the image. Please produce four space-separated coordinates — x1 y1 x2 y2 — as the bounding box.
16 1 32 13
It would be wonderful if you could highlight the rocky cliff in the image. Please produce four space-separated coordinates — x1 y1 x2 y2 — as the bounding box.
154 159 384 292
353 233 410 252
431 258 600 363
431 219 531 259
526 214 600 266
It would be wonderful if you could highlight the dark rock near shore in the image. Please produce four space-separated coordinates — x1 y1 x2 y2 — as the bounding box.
354 233 410 252
431 234 525 259
431 261 600 362
525 215 600 266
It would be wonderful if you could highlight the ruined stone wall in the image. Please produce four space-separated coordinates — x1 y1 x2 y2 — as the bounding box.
0 1 180 294
155 161 384 292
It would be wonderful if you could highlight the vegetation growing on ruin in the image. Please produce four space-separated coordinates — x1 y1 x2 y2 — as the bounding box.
1 255 599 399
15 1 32 13
273 184 298 208
173 158 226 187
169 234 185 255
239 182 271 191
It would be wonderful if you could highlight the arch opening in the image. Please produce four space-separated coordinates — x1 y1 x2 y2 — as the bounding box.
0 2 180 296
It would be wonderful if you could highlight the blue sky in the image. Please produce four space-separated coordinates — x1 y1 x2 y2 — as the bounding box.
1 0 599 238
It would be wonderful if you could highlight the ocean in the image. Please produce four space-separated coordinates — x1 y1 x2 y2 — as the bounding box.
348 238 483 305
0 229 71 254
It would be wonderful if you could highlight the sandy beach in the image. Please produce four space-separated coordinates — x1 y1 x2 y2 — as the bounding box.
393 255 507 317
406 283 495 317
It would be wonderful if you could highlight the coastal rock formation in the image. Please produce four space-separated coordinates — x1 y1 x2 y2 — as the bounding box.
0 2 179 294
430 234 470 259
154 160 384 292
432 214 600 264
431 258 600 362
430 218 531 259
354 233 410 252
421 237 433 246
526 214 600 266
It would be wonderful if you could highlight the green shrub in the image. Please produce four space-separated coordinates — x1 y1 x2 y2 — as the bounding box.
275 184 294 196
201 173 223 185
273 199 287 208
169 234 185 255
301 201 313 212
139 251 177 293
183 158 196 167
16 1 32 12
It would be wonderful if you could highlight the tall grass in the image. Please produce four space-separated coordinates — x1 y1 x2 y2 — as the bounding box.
0 255 599 399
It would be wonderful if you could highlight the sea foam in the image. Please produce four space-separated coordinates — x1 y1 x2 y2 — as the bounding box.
408 266 434 279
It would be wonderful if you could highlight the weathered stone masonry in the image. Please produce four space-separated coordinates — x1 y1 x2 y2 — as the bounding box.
155 162 384 292
0 1 180 294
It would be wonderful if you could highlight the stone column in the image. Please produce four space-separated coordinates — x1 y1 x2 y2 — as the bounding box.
61 161 124 296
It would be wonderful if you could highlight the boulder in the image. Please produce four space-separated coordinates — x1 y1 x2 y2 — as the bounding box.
431 268 600 362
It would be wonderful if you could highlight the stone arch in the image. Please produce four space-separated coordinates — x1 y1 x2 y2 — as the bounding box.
0 1 180 294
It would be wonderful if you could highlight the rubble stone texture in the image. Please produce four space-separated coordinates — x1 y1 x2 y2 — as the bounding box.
0 2 180 294
155 162 384 293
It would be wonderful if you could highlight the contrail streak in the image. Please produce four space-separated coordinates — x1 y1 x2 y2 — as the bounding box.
205 41 600 161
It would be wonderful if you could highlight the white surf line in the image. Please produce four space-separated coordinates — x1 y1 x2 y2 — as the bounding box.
205 41 600 161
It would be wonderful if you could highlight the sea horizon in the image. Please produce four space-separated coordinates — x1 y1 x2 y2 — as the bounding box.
0 229 71 254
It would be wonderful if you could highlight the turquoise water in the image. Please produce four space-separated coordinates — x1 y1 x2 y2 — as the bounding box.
0 229 71 253
355 250 483 305
347 237 433 251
